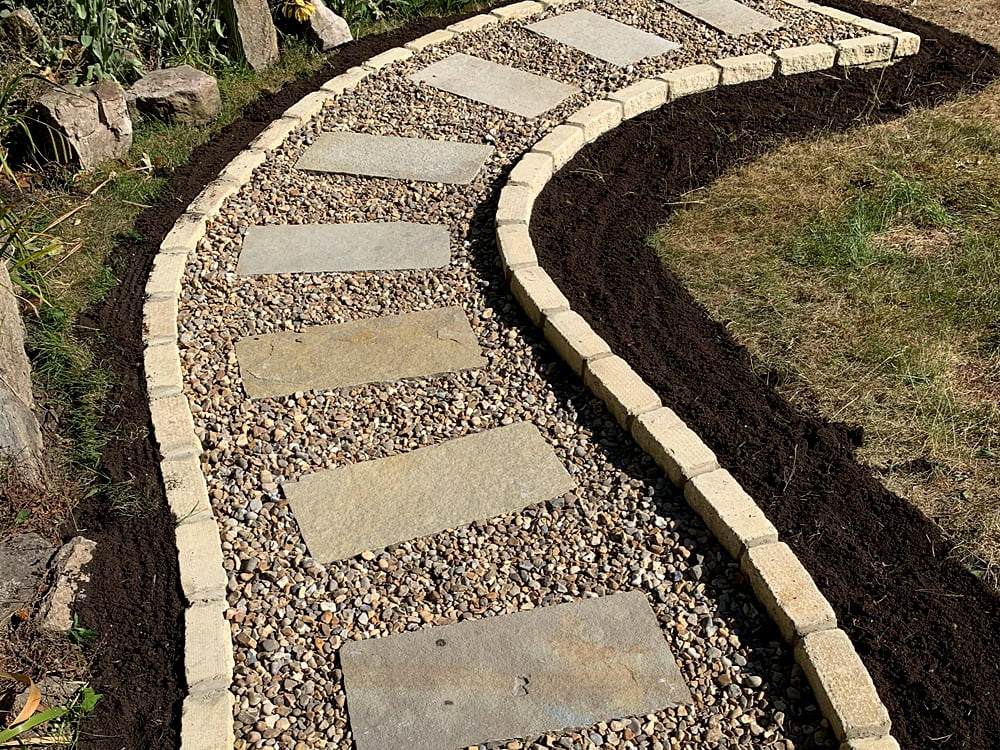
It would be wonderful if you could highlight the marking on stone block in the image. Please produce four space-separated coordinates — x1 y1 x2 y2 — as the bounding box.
668 0 781 35
527 10 680 66
283 421 574 561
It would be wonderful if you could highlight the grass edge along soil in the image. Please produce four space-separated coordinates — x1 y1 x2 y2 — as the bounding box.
530 2 1000 748
63 7 494 749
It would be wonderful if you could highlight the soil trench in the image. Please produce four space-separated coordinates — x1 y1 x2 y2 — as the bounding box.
531 1 1000 747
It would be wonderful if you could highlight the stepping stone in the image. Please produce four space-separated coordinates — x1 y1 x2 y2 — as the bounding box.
235 306 486 398
236 221 450 276
283 421 574 561
526 10 680 67
668 0 781 35
341 590 692 750
296 132 495 185
408 53 579 118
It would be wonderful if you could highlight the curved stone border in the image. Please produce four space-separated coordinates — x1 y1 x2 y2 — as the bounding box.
143 2 919 747
495 7 919 749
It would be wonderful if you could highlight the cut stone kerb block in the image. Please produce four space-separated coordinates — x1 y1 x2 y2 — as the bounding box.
835 35 895 67
491 0 544 20
496 223 538 278
715 53 776 84
404 29 456 52
531 124 585 170
543 309 612 376
841 739 901 750
608 79 668 119
741 542 837 643
795 629 892 741
184 602 235 692
684 469 778 559
566 99 623 143
507 151 554 192
774 44 837 75
583 355 661 429
175 518 228 603
658 64 720 99
496 185 536 226
631 408 719 486
509 266 570 326
149 393 201 458
526 10 680 67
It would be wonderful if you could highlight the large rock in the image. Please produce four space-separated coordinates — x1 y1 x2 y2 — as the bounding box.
0 261 45 485
33 80 132 170
220 0 279 71
36 536 96 633
0 533 55 627
128 65 222 125
0 7 42 45
306 0 352 52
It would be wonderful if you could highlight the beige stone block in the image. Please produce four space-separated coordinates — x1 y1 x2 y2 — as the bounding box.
507 151 554 192
566 99 623 142
531 124 585 171
320 66 372 94
283 90 328 122
447 14 498 33
684 468 778 559
715 53 776 84
496 223 538 278
149 393 201 458
146 252 188 300
742 542 837 643
185 602 235 691
404 29 457 51
145 343 184 399
496 185 536 226
175 517 227 603
851 18 898 35
631 409 718 486
774 44 838 75
543 309 611 376
796 629 891 741
180 688 235 750
160 212 206 254
218 148 267 186
249 116 300 152
161 453 213 523
510 266 570 326
363 46 414 71
187 178 240 219
835 35 895 67
840 738 901 750
491 0 544 20
659 64 720 99
892 31 920 57
608 79 667 119
143 295 177 346
813 5 860 24
584 355 661 429
539 0 579 6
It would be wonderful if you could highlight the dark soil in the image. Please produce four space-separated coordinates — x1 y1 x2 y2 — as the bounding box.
67 9 490 749
531 2 1000 748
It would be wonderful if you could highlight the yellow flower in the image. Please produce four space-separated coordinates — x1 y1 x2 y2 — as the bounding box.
282 0 315 22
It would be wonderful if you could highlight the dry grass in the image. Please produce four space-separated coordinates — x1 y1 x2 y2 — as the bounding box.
652 82 1000 583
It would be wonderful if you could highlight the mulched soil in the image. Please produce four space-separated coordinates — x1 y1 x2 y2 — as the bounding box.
67 9 490 749
531 2 1000 748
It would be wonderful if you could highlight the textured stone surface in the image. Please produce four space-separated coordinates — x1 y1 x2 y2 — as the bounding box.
659 63 720 98
409 53 579 118
631 408 718 486
306 0 352 52
491 0 544 21
835 35 895 66
774 43 837 74
684 468 778 559
404 29 457 51
129 65 221 125
0 532 54 624
181 689 235 750
840 738 901 750
543 309 611 376
583 355 661 429
509 266 570 325
507 151 554 191
608 78 668 119
34 80 132 170
235 306 486 398
341 590 691 750
496 223 538 276
566 99 623 142
296 131 493 184
715 52 776 84
526 10 680 66
236 222 450 275
284 422 574 561
220 0 278 70
669 0 781 35
531 124 586 169
36 536 96 633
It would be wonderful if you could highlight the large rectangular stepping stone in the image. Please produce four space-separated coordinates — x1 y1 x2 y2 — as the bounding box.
296 132 495 184
341 590 692 750
235 306 485 398
526 10 680 66
236 222 450 275
284 421 574 561
668 0 781 35
408 53 579 118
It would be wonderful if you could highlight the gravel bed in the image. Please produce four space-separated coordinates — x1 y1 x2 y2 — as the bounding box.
174 1 868 747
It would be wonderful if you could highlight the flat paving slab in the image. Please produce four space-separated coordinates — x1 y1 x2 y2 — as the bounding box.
284 421 574 561
668 0 781 35
295 132 495 184
236 221 450 275
341 590 692 750
526 10 681 66
408 53 579 118
235 306 486 398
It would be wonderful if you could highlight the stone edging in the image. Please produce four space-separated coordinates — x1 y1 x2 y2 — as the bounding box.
495 6 918 750
143 2 917 747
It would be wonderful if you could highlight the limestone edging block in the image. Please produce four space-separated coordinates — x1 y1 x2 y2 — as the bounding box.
341 590 691 750
583 355 661 429
684 468 778 558
283 421 575 561
496 223 538 277
543 309 612 376
841 738 901 750
774 43 838 75
658 64 720 99
235 306 487 398
631 408 718 485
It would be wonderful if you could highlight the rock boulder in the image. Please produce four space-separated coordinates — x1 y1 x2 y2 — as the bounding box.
36 536 96 633
0 533 55 626
33 80 132 170
220 0 279 71
307 0 352 52
0 7 42 45
129 65 222 125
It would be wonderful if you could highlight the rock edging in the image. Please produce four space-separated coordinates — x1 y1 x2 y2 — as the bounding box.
494 5 917 749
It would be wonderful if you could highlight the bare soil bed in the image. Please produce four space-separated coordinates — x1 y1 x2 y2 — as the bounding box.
531 1 999 747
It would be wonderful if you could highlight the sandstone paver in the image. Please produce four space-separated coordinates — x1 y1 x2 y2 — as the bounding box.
668 0 781 35
526 10 680 66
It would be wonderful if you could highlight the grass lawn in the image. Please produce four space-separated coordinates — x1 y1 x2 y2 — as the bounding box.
652 82 1000 583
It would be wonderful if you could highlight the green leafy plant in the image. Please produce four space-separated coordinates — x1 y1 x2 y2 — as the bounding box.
67 615 97 646
68 0 143 82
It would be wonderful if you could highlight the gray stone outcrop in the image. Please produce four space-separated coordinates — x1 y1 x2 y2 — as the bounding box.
306 0 353 52
0 532 55 625
33 80 132 170
128 65 222 125
220 0 279 71
36 536 96 633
